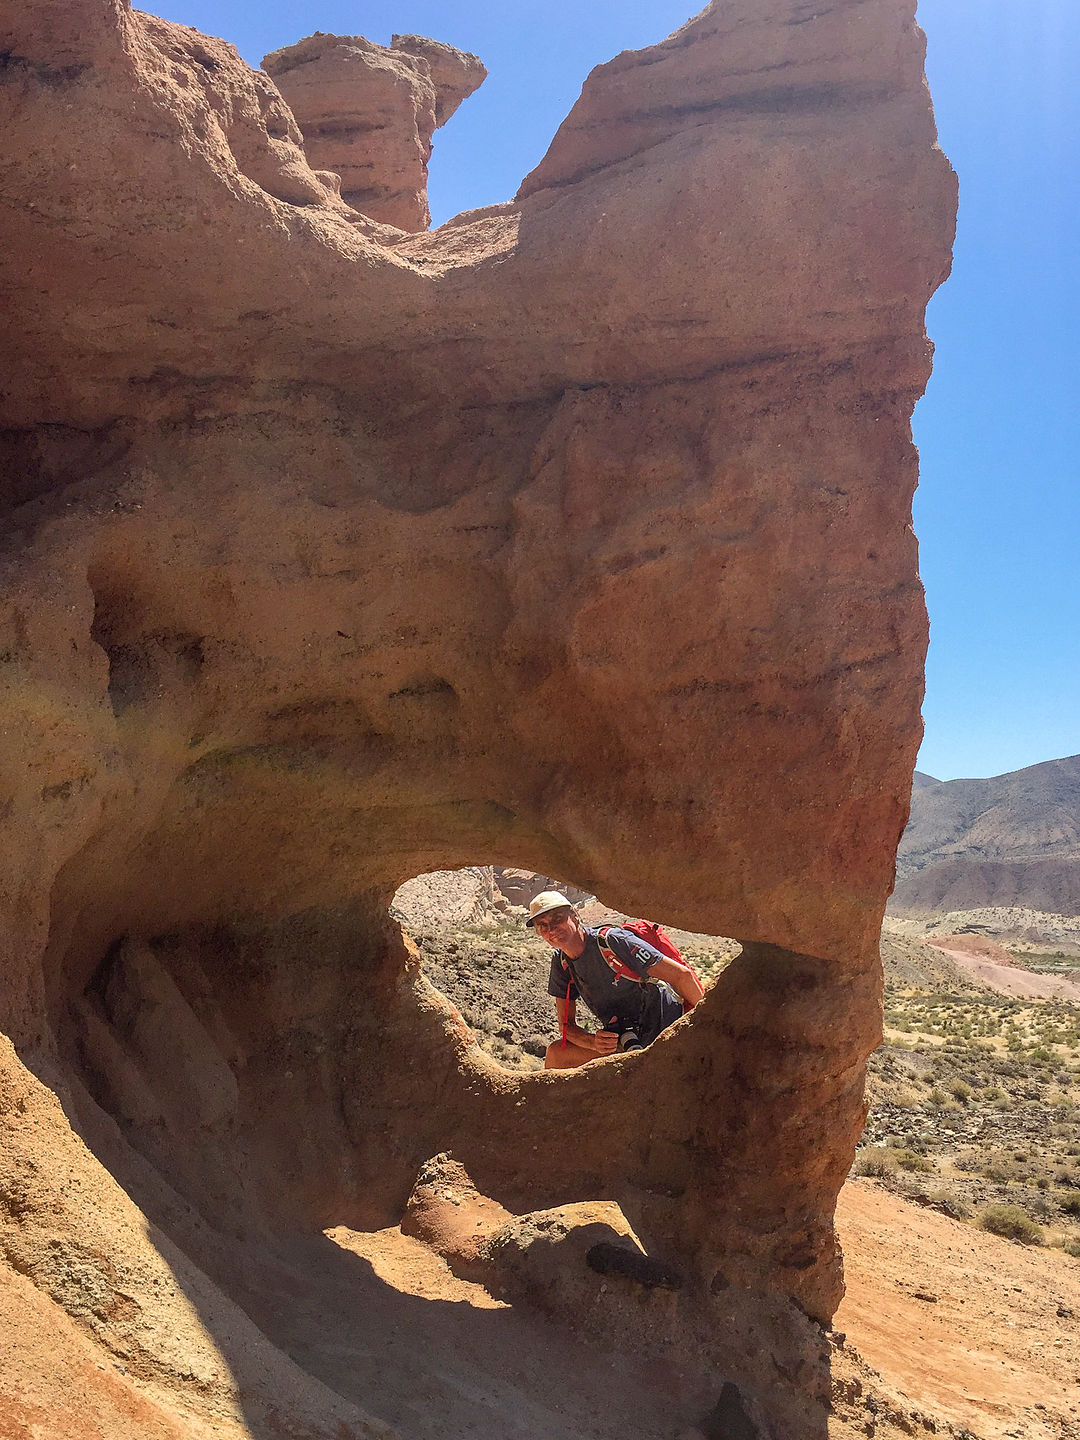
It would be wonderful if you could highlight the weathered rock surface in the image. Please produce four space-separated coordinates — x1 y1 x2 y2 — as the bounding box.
390 34 487 127
492 867 591 911
391 866 499 927
264 32 486 229
0 0 955 1433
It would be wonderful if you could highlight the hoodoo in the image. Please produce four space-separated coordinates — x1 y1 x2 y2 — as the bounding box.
0 0 956 1434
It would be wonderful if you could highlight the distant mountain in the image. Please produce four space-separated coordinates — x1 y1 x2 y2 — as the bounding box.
890 754 1080 919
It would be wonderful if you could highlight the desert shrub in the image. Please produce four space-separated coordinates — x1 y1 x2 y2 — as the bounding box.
924 1190 970 1219
928 1087 947 1107
897 1151 935 1174
880 1081 923 1108
981 1163 1016 1183
855 1147 898 1179
1060 1194 1080 1217
950 1080 973 1103
978 1204 1044 1245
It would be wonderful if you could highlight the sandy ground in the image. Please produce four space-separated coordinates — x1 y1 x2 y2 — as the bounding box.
231 1183 1080 1440
836 1180 1080 1440
0 1261 224 1440
229 1225 692 1440
926 944 1080 999
5 1168 1079 1439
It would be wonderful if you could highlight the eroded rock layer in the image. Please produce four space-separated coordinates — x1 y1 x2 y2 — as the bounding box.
0 0 955 1433
263 31 486 230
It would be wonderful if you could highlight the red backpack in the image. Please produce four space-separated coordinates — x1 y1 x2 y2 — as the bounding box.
597 920 702 1000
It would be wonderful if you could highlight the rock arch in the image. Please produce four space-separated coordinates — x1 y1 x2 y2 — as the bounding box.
0 0 956 1429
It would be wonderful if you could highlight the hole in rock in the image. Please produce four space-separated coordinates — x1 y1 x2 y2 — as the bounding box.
391 865 741 1072
88 561 206 714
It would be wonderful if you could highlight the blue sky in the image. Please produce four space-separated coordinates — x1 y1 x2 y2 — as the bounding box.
913 0 1079 781
152 0 1078 783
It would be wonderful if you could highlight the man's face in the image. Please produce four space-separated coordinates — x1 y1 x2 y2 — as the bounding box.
532 906 583 953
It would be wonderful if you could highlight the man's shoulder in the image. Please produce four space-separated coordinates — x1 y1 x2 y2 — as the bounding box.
594 924 637 948
597 925 664 966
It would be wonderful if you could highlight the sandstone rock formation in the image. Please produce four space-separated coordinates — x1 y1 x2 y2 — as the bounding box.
263 32 486 229
391 866 499 927
492 867 592 912
0 0 955 1434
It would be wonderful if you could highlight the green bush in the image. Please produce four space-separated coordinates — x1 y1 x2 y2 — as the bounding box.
978 1204 1044 1245
1060 1194 1080 1217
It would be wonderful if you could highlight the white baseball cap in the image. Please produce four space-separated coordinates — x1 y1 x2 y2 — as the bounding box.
525 891 575 927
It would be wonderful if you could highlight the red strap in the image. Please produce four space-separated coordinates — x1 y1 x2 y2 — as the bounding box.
561 960 570 1048
597 926 643 982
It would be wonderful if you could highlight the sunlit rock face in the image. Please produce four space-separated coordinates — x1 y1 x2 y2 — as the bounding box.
263 32 486 230
0 0 955 1427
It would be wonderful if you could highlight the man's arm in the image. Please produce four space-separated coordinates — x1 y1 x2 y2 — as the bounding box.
604 928 706 1012
556 994 618 1056
645 955 705 1011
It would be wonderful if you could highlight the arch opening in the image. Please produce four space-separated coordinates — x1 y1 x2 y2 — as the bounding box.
392 863 742 1073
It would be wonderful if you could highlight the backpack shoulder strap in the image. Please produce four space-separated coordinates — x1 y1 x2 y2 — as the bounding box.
596 925 646 983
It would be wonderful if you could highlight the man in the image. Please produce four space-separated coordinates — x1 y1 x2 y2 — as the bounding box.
526 891 705 1070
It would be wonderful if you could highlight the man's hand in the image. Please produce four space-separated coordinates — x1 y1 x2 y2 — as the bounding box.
557 995 619 1057
591 1027 619 1056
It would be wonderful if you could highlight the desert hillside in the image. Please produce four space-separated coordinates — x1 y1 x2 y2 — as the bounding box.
893 757 1080 923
